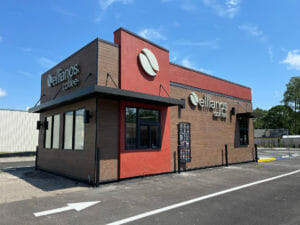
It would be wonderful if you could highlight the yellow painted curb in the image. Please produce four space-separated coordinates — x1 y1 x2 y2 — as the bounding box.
258 158 276 162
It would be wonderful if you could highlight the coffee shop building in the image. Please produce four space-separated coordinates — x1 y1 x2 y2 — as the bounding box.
30 28 255 185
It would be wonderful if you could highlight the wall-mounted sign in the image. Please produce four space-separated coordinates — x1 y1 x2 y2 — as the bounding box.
189 92 227 118
138 48 159 77
47 64 80 91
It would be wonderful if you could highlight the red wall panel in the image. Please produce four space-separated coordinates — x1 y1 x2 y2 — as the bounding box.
169 64 252 101
114 29 170 97
119 101 170 179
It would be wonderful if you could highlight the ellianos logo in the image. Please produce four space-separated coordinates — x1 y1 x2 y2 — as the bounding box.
47 64 80 90
138 48 159 77
189 92 227 118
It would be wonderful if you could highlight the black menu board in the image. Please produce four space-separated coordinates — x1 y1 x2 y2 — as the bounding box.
178 122 191 163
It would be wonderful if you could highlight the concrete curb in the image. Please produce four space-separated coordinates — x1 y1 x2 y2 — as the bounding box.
258 156 293 162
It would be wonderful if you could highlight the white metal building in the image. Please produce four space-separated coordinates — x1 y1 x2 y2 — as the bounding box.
0 109 39 153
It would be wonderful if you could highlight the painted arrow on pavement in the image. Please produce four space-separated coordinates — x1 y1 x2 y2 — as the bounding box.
34 201 100 217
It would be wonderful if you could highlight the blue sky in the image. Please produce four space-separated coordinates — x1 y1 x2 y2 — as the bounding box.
0 0 299 110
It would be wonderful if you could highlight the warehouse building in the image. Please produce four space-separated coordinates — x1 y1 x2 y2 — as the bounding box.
0 109 39 153
30 28 255 185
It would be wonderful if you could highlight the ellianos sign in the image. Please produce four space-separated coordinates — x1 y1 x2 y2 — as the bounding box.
189 92 227 118
47 64 80 90
138 48 159 77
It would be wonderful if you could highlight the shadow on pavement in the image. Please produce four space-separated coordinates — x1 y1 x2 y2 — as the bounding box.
4 167 88 191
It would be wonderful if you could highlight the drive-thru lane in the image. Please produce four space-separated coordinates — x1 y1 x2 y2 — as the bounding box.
0 157 299 225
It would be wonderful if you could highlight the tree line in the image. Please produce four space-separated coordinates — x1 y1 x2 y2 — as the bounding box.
253 76 300 135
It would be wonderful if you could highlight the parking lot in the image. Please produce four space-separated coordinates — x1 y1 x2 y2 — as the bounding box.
0 151 299 225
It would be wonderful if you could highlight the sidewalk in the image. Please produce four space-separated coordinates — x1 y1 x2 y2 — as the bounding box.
0 151 35 158
0 156 35 163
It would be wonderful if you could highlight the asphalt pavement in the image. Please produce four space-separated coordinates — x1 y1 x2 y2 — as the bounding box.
0 155 299 225
0 161 34 170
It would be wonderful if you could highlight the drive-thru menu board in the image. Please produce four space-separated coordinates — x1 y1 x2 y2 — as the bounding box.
178 122 191 163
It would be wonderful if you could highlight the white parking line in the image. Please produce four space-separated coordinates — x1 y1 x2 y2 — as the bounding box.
107 169 300 225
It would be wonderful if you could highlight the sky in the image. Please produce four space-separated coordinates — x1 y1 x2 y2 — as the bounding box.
0 0 300 111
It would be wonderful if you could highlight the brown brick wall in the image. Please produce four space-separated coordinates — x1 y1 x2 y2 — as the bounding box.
40 39 98 103
170 85 254 171
97 98 119 182
97 40 119 88
37 98 97 183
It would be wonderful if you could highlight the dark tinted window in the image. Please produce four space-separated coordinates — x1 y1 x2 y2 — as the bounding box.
239 118 249 145
125 107 161 149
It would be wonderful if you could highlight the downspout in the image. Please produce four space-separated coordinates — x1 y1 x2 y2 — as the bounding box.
117 34 121 182
94 98 99 186
94 40 100 186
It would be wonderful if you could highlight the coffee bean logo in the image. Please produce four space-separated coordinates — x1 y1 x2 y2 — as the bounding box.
189 92 199 106
138 48 159 77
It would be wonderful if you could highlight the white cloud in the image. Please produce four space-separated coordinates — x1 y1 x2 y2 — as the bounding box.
37 57 56 69
26 106 30 111
95 0 133 23
21 47 32 52
54 7 76 17
18 70 34 78
180 0 197 11
282 50 300 70
268 47 273 63
174 38 219 49
203 0 240 19
99 0 133 10
238 24 262 37
199 67 212 74
173 21 181 27
0 88 7 97
181 58 193 68
138 28 166 41
238 24 266 42
181 57 212 74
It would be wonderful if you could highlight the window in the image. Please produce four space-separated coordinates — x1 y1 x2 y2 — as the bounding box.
125 107 137 149
64 111 73 150
239 118 249 145
63 109 85 150
45 116 52 148
44 114 60 149
52 114 60 149
74 109 85 150
125 107 161 149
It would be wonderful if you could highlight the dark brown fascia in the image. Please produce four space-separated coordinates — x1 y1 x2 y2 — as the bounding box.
29 85 185 113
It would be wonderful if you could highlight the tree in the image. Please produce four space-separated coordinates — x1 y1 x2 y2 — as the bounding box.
282 76 300 134
253 108 268 129
263 105 293 131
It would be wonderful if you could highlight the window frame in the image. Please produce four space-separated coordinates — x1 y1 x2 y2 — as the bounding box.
125 107 161 150
74 108 85 151
44 116 52 149
44 114 60 149
63 108 85 151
